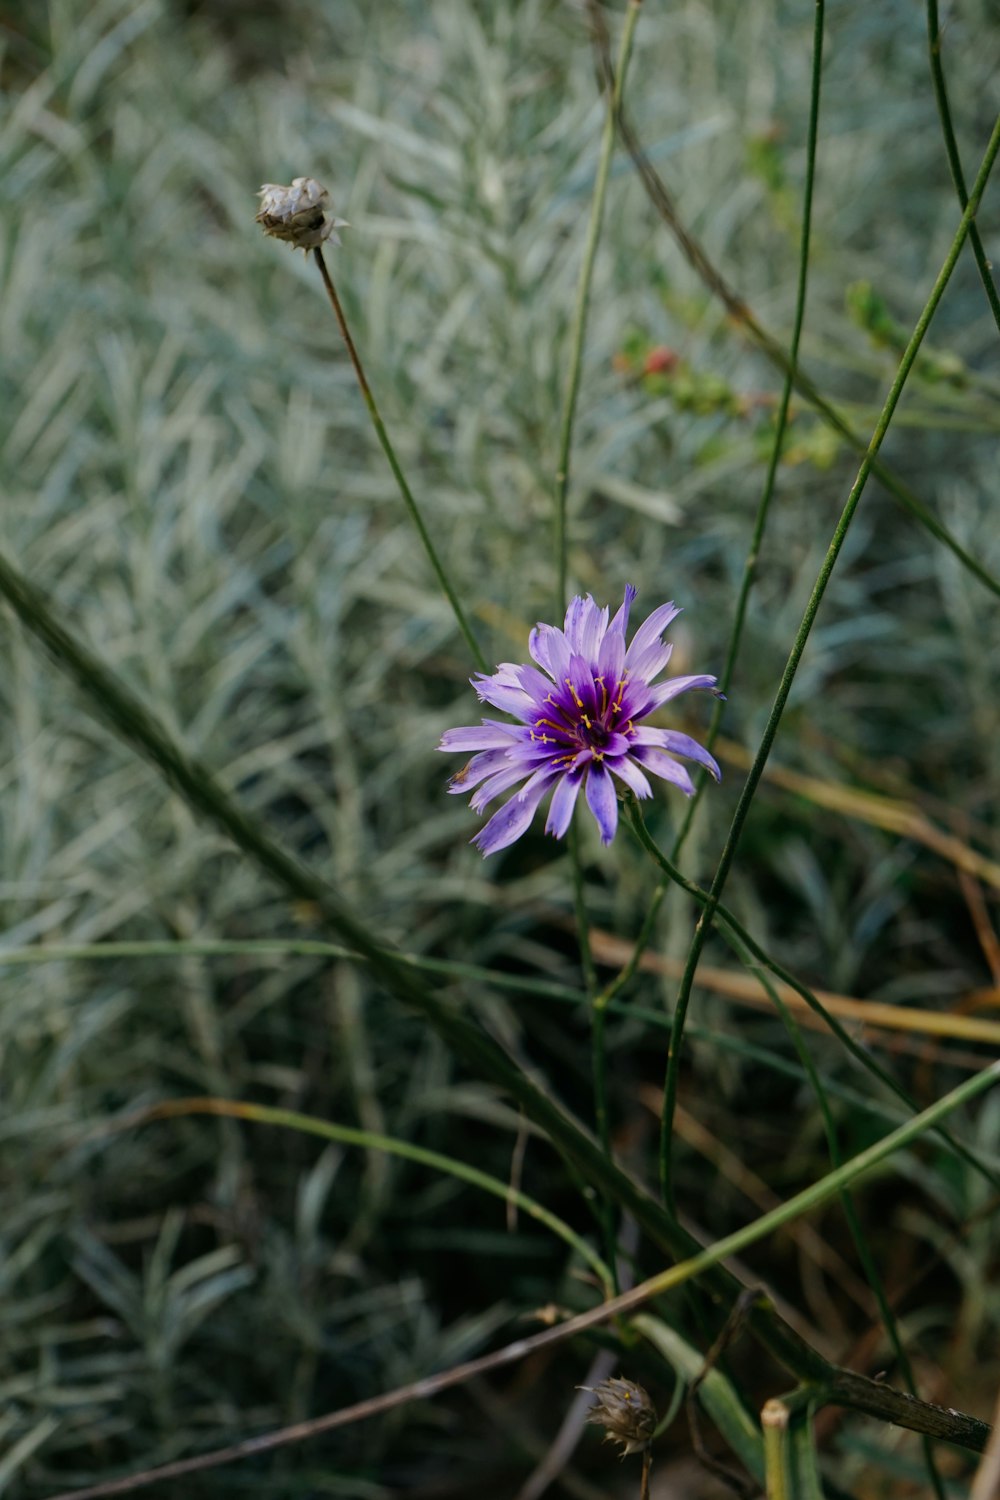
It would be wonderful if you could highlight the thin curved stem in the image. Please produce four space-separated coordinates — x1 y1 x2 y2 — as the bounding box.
103 1097 614 1293
1 511 993 1434
45 1063 1000 1500
553 1 640 1258
743 968 946 1498
927 0 1000 332
658 108 1000 1211
672 0 825 865
313 249 487 672
622 801 1000 1196
553 0 641 613
602 0 826 1011
569 817 618 1284
602 49 1000 600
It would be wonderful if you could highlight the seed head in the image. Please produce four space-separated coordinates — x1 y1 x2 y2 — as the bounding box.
256 176 348 252
579 1376 657 1457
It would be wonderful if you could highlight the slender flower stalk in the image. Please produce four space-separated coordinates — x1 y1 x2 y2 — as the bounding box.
257 178 486 673
46 1063 998 1500
926 0 1000 333
658 104 1000 1214
551 5 642 1177
438 586 721 856
599 0 827 1024
553 0 642 613
622 798 1000 1197
601 35 1000 602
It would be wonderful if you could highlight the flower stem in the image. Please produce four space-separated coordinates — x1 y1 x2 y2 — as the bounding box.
312 247 487 673
927 0 1000 333
570 817 618 1283
658 104 1000 1214
45 1061 999 1500
673 0 825 859
622 800 999 1195
605 40 1000 601
2 545 992 1437
552 0 640 1231
553 0 641 614
598 0 825 1016
119 1096 614 1293
759 970 947 1499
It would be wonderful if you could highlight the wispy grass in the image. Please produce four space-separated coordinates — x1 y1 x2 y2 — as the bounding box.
1 0 999 1496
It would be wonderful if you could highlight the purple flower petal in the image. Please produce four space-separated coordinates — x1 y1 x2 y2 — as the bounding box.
472 771 554 855
624 602 681 666
626 639 674 685
609 755 653 800
644 673 719 708
646 728 721 780
513 662 559 704
567 652 601 722
596 625 626 685
607 584 637 640
546 771 584 838
438 724 518 752
585 762 618 844
470 758 545 812
564 594 609 659
528 621 571 684
446 748 510 795
474 679 535 718
632 748 697 796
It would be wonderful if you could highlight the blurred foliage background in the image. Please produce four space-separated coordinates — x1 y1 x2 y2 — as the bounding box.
0 0 998 1495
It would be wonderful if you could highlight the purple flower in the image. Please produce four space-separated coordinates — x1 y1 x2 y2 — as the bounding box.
438 585 721 857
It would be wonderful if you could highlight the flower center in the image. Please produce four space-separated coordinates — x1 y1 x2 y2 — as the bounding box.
530 671 632 765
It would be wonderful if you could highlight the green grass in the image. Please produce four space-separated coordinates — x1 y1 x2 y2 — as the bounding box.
1 0 999 1496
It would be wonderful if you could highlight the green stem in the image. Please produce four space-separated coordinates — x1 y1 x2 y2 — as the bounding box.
762 1400 790 1500
118 1097 614 1293
552 0 640 1261
623 801 1000 1195
659 108 1000 1211
570 818 617 1285
747 970 945 1498
553 0 641 613
762 1392 827 1500
312 248 487 673
49 1064 1000 1500
0 541 833 1386
927 0 1000 332
615 0 824 1025
608 78 1000 601
0 542 991 1418
672 0 825 865
8 934 994 1145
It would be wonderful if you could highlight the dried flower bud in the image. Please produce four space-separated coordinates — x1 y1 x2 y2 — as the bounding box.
579 1376 657 1457
256 177 348 252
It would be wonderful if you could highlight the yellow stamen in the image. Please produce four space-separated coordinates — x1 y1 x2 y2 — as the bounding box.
564 677 585 711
